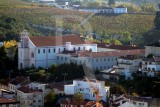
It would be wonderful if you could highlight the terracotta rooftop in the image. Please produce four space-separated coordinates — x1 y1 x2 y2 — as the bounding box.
65 49 144 58
29 35 85 47
124 95 152 103
51 84 64 91
96 43 141 50
143 56 160 62
17 86 43 93
0 98 19 104
60 98 96 107
10 76 29 85
119 55 140 60
146 41 160 47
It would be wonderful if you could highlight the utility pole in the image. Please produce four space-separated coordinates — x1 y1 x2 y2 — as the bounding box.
62 73 68 85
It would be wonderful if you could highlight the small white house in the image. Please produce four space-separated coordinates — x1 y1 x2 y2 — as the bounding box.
64 79 109 102
114 6 127 13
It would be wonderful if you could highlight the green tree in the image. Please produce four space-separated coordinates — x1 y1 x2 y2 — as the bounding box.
120 32 132 44
73 91 84 107
110 84 127 95
45 91 56 106
141 4 156 13
154 11 160 30
158 3 160 9
122 4 141 13
48 64 57 74
0 46 7 79
108 0 115 6
87 2 100 8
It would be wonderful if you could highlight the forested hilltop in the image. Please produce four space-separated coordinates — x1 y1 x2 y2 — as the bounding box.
0 0 156 46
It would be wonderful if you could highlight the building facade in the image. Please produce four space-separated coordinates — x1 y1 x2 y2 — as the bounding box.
17 86 44 107
64 79 109 102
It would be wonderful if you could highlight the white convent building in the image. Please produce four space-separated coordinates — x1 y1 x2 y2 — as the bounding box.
18 31 144 71
18 31 97 69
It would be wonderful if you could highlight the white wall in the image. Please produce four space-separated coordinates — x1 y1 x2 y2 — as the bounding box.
114 8 127 13
65 80 108 102
64 85 75 95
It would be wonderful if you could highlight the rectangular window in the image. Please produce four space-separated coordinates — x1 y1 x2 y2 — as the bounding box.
38 49 40 54
53 48 55 53
57 56 59 60
21 51 22 58
43 49 45 53
48 49 50 53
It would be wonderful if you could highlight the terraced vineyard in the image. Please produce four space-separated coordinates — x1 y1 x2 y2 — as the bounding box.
0 0 156 45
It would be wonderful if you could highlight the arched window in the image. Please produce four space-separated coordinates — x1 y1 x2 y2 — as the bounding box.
89 48 92 52
31 64 35 68
83 47 85 50
20 63 23 69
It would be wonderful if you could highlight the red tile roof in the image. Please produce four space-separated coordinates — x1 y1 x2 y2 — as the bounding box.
10 76 29 85
0 98 19 104
51 85 64 91
119 55 140 60
60 99 96 107
29 35 85 47
17 86 43 93
124 95 152 103
96 43 141 50
67 49 144 58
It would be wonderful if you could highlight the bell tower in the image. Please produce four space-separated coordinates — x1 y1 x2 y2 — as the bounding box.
18 30 29 69
20 30 29 48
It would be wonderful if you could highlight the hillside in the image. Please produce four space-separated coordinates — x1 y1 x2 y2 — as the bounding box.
0 0 156 46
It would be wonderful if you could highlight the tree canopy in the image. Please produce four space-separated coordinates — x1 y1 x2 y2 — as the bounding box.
73 91 84 106
108 0 115 6
154 11 160 30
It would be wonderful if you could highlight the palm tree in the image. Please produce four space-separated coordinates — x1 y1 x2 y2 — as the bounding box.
73 91 84 107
